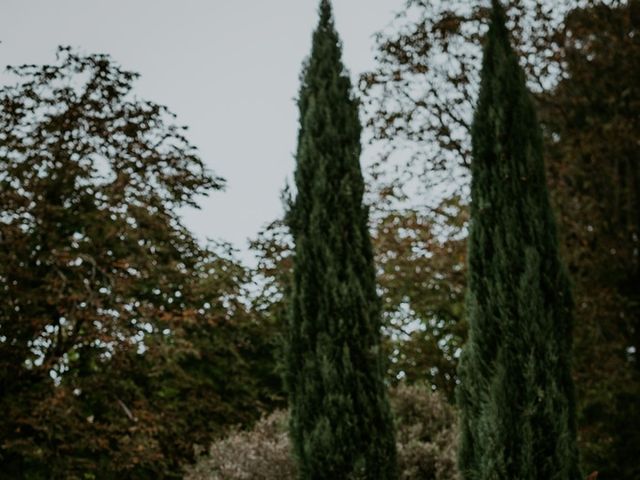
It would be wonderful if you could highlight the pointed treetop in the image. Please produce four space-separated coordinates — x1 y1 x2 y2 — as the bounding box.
304 0 343 90
488 0 510 44
479 0 518 80
318 0 334 28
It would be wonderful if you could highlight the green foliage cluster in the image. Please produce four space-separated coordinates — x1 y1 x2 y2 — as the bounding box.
457 2 580 478
285 2 397 478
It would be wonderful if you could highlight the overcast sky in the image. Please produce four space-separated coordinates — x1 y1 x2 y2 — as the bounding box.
0 0 404 258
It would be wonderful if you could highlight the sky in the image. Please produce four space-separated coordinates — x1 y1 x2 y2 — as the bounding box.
0 0 405 259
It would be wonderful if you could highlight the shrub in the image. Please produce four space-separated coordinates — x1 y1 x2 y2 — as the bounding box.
185 385 459 480
184 410 295 480
391 385 459 480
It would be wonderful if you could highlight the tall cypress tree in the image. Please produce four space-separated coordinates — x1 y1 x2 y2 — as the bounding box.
285 1 397 478
456 1 581 479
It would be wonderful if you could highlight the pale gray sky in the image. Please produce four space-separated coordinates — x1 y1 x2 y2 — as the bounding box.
0 0 404 256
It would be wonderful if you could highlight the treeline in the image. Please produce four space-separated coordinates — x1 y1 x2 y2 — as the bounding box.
0 0 638 479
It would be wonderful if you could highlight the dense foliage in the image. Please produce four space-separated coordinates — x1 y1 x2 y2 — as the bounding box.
457 2 580 478
0 49 272 478
285 2 397 478
362 1 639 477
540 4 640 477
0 0 636 477
373 195 467 398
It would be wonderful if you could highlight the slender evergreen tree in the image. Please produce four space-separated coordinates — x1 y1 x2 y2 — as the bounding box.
456 2 581 479
285 1 397 478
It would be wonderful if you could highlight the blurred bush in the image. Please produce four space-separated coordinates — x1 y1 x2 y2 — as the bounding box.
185 385 459 480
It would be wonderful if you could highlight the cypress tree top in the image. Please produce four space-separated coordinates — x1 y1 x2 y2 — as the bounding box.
456 1 581 479
285 1 397 479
